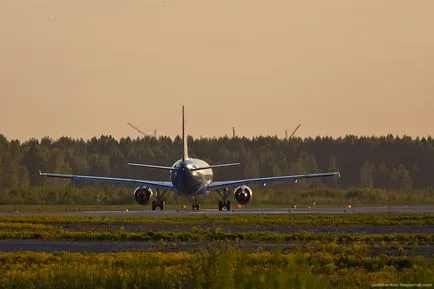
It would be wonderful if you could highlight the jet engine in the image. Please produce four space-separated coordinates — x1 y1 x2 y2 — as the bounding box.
234 185 253 205
133 186 153 205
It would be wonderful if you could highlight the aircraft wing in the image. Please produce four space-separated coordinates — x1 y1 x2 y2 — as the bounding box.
207 172 340 191
39 171 175 191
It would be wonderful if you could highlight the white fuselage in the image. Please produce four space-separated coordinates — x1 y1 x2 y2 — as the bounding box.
170 158 213 196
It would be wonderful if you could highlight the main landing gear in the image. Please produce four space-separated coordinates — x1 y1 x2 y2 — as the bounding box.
217 188 231 211
218 200 231 211
151 189 167 211
192 199 200 211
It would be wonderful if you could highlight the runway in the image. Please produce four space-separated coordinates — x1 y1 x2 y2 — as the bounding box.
1 206 433 217
0 240 306 253
20 205 434 217
0 240 432 257
0 205 432 254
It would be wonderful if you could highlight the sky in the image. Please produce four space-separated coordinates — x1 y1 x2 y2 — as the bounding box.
1 0 433 140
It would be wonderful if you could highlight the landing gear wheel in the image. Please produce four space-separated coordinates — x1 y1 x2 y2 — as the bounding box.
151 189 168 211
218 201 223 211
217 188 231 211
192 201 200 211
159 201 166 211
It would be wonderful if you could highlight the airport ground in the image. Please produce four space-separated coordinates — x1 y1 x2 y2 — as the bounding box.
0 208 432 288
1 203 434 214
0 210 433 249
1 244 431 289
0 203 377 213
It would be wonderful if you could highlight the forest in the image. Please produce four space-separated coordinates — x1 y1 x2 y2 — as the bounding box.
0 133 433 205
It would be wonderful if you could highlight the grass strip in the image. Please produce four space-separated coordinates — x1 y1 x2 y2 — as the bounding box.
1 213 433 226
0 230 432 243
0 246 432 289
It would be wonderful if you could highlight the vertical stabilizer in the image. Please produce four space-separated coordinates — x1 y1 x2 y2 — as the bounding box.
182 105 189 160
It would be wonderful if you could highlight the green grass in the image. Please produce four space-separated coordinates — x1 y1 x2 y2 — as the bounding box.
0 244 432 289
1 213 433 226
0 229 432 243
0 212 432 243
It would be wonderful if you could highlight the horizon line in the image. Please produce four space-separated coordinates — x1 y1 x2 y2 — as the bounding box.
1 133 433 143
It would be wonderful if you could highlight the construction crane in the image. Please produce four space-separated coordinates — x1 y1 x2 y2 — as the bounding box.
286 124 301 139
127 122 155 138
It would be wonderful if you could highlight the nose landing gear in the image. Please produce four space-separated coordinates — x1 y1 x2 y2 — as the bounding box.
217 188 231 211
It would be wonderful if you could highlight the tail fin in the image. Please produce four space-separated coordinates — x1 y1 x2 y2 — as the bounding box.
182 105 189 160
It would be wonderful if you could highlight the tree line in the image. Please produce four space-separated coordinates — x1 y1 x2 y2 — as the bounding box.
0 134 433 204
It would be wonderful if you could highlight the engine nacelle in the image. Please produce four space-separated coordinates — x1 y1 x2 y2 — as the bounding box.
234 185 253 205
133 186 153 206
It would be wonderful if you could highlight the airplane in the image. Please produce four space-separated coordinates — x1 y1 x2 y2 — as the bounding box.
39 106 340 211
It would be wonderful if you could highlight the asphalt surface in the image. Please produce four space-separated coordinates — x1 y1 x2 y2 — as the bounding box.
0 240 432 257
44 205 434 216
0 240 294 253
2 206 434 216
55 206 434 217
0 206 432 254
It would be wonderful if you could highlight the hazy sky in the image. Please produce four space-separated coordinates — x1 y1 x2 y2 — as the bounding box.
1 0 433 140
